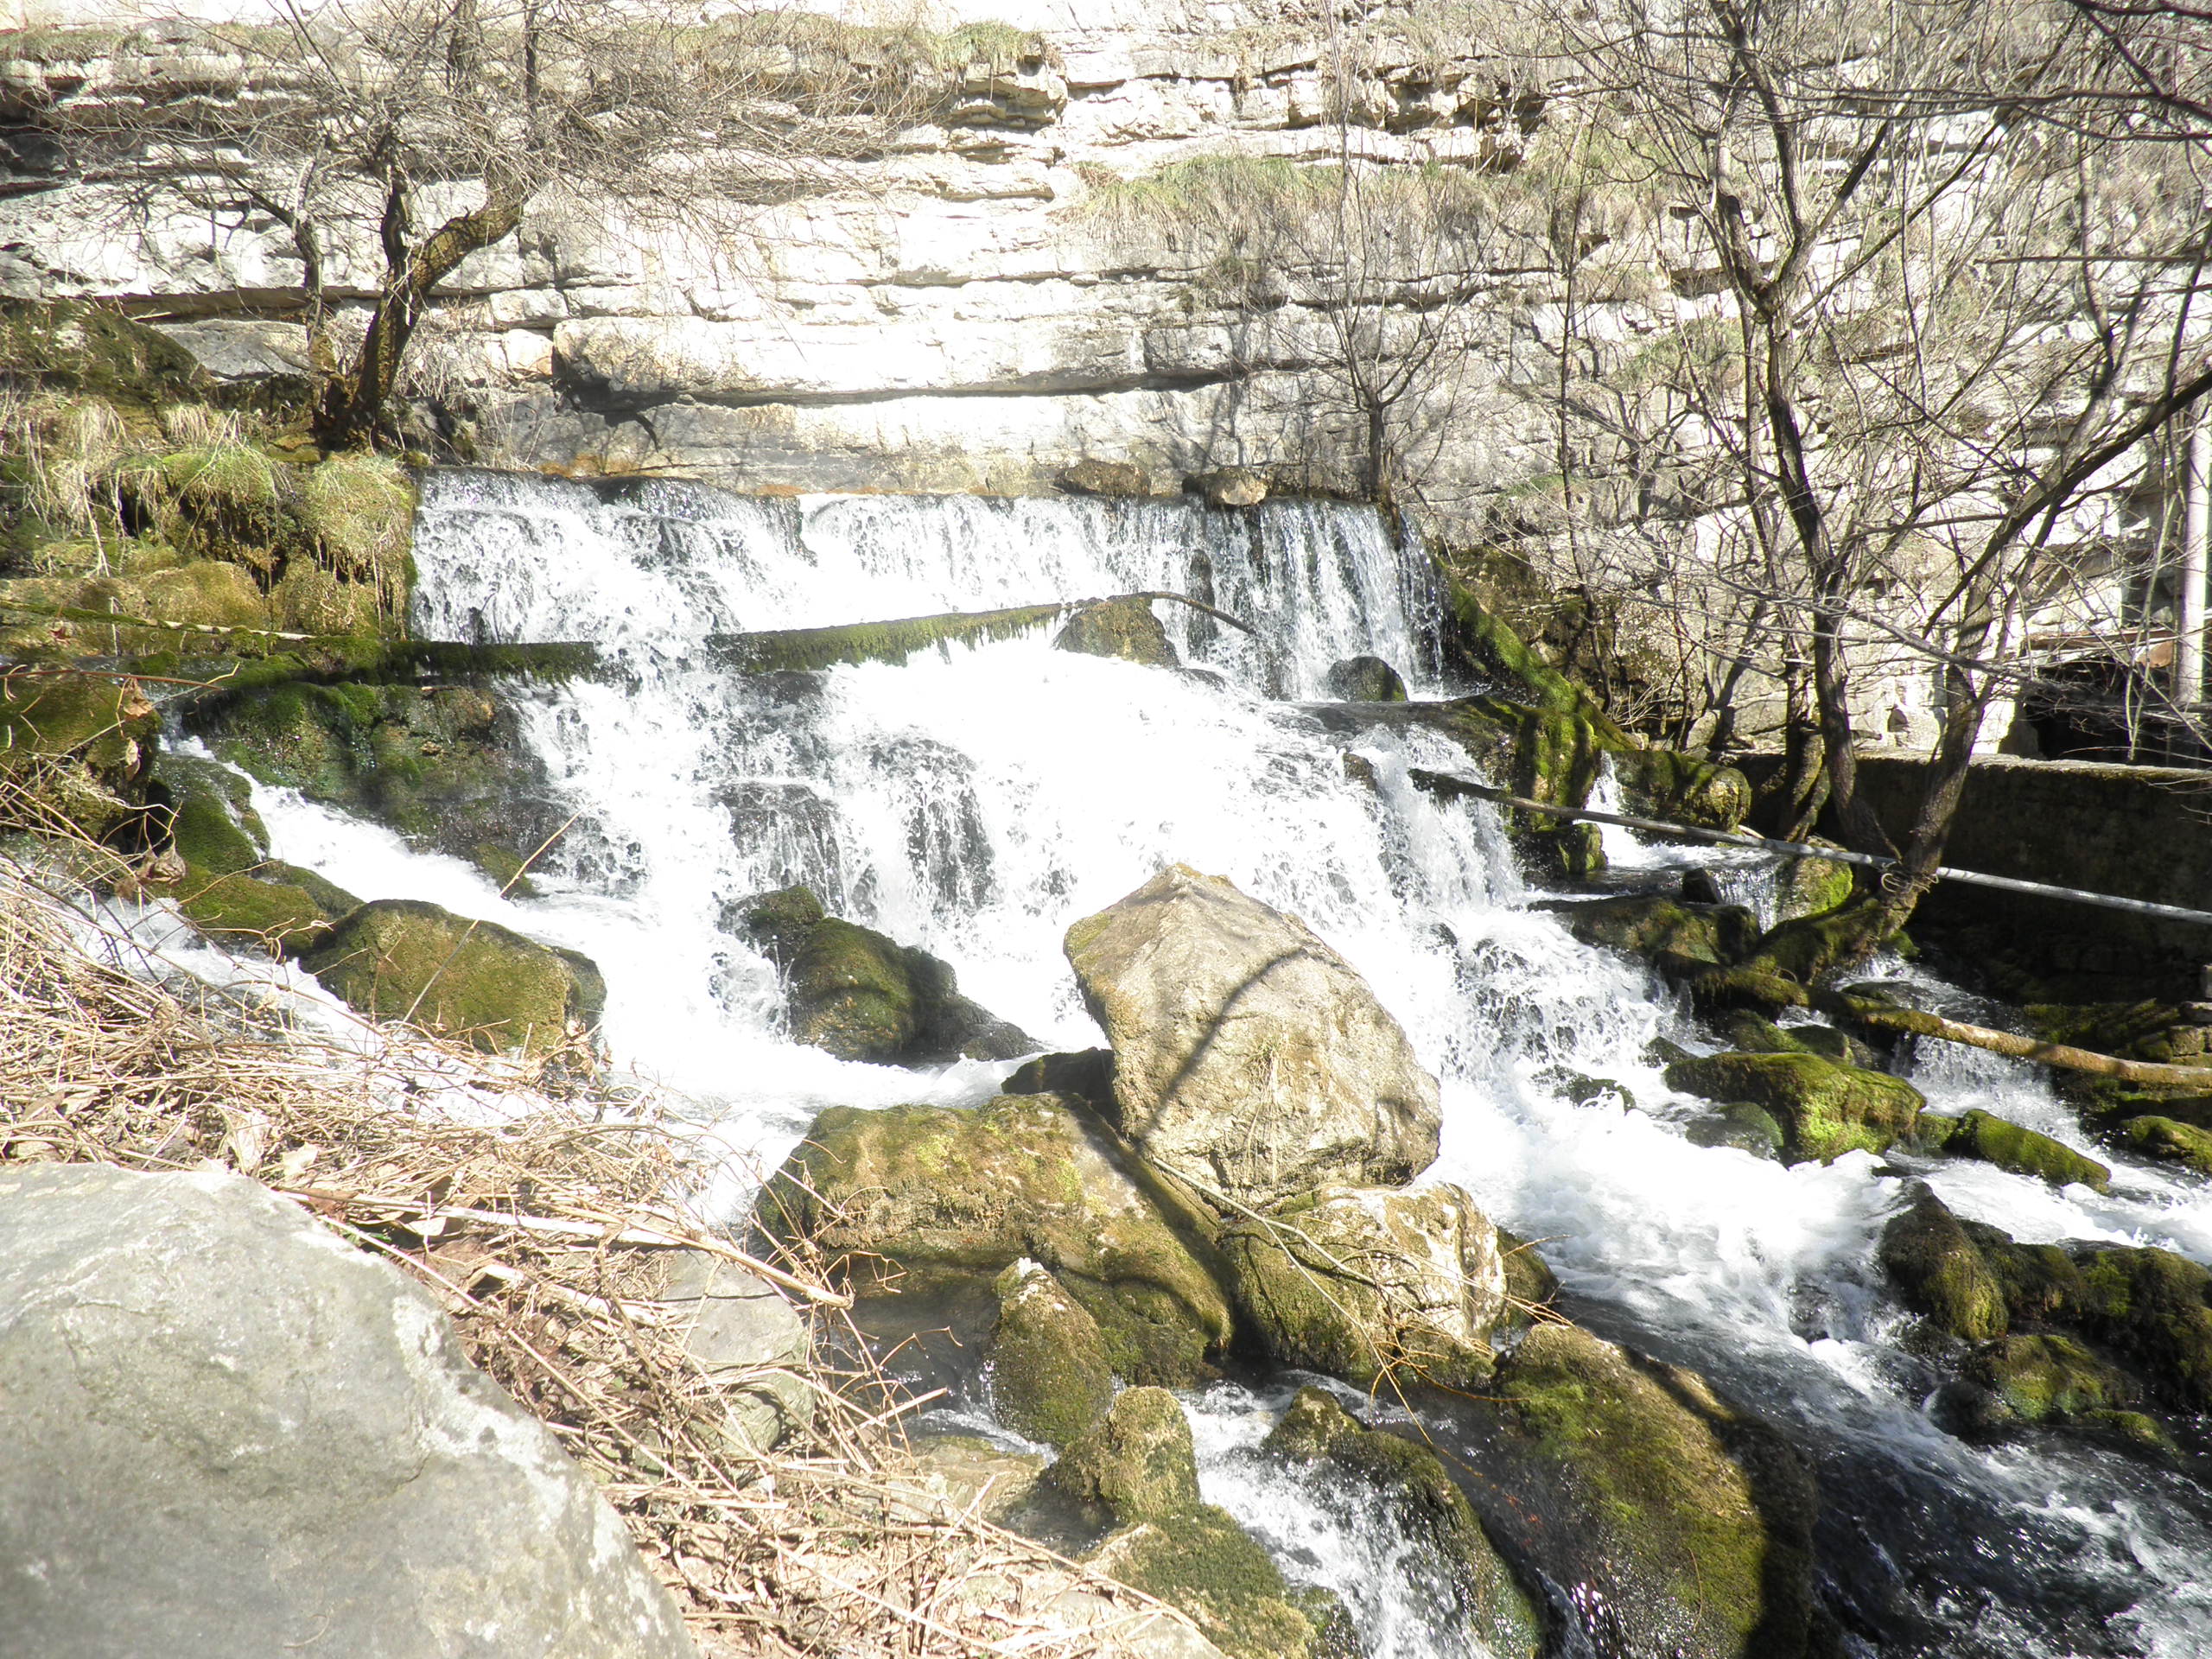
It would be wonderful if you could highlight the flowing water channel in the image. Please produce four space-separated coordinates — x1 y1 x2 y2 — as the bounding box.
202 469 2212 1656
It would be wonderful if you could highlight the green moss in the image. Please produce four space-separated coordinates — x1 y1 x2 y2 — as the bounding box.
1685 1102 1785 1160
1264 1389 1541 1658
988 1261 1116 1446
1774 851 1855 922
0 673 158 841
1481 1324 1815 1659
1494 1224 1559 1319
1090 1507 1324 1659
2119 1116 2212 1175
298 897 603 1054
0 301 206 417
1044 1387 1200 1525
175 868 331 955
2071 1246 2212 1412
1607 746 1751 831
1968 1334 2136 1423
1438 573 1626 740
1686 965 1813 1016
298 453 415 604
785 917 922 1059
755 1094 1235 1385
1666 1050 1923 1163
1944 1109 2111 1192
1878 1188 2008 1339
1738 897 1895 987
1554 895 1758 969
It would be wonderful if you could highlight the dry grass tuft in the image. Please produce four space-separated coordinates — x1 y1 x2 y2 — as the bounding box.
0 851 1190 1657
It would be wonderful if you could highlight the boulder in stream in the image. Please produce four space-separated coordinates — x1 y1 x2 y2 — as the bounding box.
1323 655 1407 702
987 1258 1116 1446
1927 1108 2111 1192
0 1162 694 1659
300 897 604 1055
754 1093 1234 1385
1221 1182 1507 1389
1065 865 1442 1211
1053 596 1181 667
1664 1050 1923 1164
1460 1323 1819 1659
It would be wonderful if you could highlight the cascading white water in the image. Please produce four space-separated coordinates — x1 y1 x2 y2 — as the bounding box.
232 467 2212 1656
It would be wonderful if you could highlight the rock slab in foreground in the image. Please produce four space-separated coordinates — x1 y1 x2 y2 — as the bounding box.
0 1162 694 1659
1065 865 1441 1210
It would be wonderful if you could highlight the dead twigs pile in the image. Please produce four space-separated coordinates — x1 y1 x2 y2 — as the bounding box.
0 857 1184 1658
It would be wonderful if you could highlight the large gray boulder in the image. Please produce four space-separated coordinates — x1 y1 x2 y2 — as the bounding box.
1065 865 1442 1210
0 1162 696 1659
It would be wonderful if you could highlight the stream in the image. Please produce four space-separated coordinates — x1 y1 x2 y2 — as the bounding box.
194 470 2212 1656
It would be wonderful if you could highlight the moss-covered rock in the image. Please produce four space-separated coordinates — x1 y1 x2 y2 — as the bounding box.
0 562 276 657
1436 574 1625 740
988 1259 1116 1446
1665 1051 1923 1164
194 682 557 885
1552 895 1758 970
753 1094 1234 1385
299 898 603 1055
1263 1389 1542 1659
1463 1324 1817 1659
2070 1245 2212 1413
1686 1103 1785 1160
0 671 159 842
2117 1116 2212 1175
173 868 333 954
1221 1184 1505 1390
1774 848 1855 923
1494 1224 1560 1321
1686 965 1813 1017
1042 1386 1201 1525
1941 1109 2111 1192
737 886 1034 1066
1053 597 1179 667
1967 1334 2139 1425
1090 1507 1332 1659
1719 1013 1872 1069
1878 1186 2010 1341
1323 656 1407 702
1608 747 1751 833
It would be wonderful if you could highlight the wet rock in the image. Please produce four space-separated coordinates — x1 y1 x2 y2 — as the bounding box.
1047 1390 1331 1659
1538 1065 1637 1111
148 754 356 954
1775 845 1855 921
1686 1103 1785 1160
736 885 1034 1066
1664 1051 1923 1164
1686 965 1812 1016
1494 1224 1560 1320
2117 1115 2212 1175
2069 1244 2212 1412
1005 1046 1116 1108
0 672 158 842
656 1252 811 1457
1606 747 1753 833
754 1093 1234 1385
1054 596 1180 667
1966 1333 2139 1426
1719 1012 1873 1069
300 898 604 1055
1264 1388 1542 1659
1462 1323 1818 1659
1878 1186 2010 1341
1221 1183 1505 1389
1065 865 1442 1211
1939 1109 2110 1192
1058 458 1150 496
1552 895 1759 970
988 1259 1116 1446
0 1162 693 1659
195 682 560 887
1323 655 1407 702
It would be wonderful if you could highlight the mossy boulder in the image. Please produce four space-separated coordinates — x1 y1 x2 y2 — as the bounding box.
737 886 1034 1066
0 672 159 841
1941 1109 2110 1192
147 753 358 954
1686 965 1813 1017
194 682 558 885
1774 847 1855 923
1967 1334 2139 1425
1878 1186 2010 1341
1048 1390 1332 1659
1608 747 1752 833
299 899 604 1055
2118 1115 2212 1174
1323 656 1407 702
1664 1051 1923 1164
1053 597 1179 667
1719 1013 1872 1069
1220 1183 1505 1390
1686 1103 1785 1160
1552 896 1758 971
988 1260 1116 1446
1494 1224 1560 1321
754 1094 1234 1385
2070 1245 2212 1412
1461 1323 1817 1659
1264 1389 1542 1659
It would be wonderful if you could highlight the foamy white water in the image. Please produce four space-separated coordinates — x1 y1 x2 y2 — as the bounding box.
221 467 2212 1655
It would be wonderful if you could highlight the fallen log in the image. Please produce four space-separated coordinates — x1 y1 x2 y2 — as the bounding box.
1846 1002 2212 1089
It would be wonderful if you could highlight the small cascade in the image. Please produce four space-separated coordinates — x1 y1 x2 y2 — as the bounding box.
213 467 2212 1656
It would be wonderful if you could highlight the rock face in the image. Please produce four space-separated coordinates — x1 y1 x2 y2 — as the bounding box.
1065 866 1442 1210
1222 1182 1506 1389
300 897 605 1055
1463 1324 1818 1659
738 885 1035 1065
0 1162 694 1659
754 1093 1234 1384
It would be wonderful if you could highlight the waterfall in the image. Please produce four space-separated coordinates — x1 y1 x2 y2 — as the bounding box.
227 468 2212 1656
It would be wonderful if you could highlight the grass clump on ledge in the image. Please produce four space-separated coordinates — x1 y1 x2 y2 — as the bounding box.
0 848 1190 1657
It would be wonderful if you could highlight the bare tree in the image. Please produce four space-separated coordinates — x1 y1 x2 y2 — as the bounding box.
32 0 934 447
